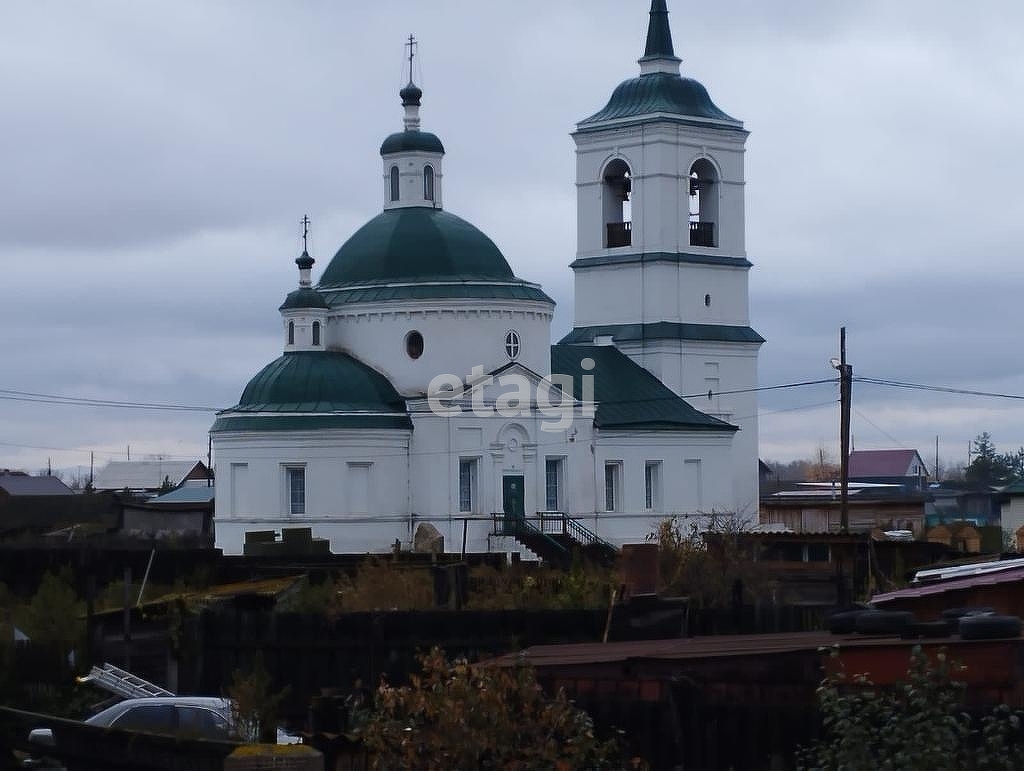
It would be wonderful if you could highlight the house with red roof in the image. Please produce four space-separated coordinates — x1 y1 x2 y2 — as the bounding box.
848 449 930 490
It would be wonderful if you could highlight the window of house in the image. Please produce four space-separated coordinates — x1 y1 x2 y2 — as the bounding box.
389 165 400 201
604 462 621 512
287 321 294 345
459 458 477 513
806 544 830 562
545 457 563 511
645 461 662 511
312 321 321 346
424 165 435 202
286 466 305 515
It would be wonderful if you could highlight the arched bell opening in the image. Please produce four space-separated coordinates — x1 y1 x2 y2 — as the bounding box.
602 158 632 248
688 158 719 247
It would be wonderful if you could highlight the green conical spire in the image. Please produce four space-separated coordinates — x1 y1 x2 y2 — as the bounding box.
643 0 675 58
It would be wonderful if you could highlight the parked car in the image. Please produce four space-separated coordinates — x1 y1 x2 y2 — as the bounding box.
22 696 298 769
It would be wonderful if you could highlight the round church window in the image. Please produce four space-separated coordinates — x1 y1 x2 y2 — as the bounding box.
504 329 521 360
405 330 424 359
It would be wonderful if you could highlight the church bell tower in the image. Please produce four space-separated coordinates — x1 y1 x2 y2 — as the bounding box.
563 0 764 514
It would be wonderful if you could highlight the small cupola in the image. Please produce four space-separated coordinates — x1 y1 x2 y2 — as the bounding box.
279 216 328 352
380 35 444 211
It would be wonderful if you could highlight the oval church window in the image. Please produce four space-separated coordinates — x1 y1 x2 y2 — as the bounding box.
504 329 521 360
405 330 424 360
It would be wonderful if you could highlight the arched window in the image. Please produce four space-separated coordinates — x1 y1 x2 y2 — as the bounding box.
287 321 294 345
389 165 400 202
312 321 321 346
601 158 631 247
688 158 719 247
423 165 435 202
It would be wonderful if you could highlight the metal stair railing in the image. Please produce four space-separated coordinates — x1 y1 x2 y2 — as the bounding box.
560 514 618 555
492 513 568 561
77 663 174 699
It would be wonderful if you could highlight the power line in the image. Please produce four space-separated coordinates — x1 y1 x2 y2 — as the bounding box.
852 407 906 447
755 400 837 420
0 377 836 416
854 377 1024 401
0 388 220 412
682 377 837 400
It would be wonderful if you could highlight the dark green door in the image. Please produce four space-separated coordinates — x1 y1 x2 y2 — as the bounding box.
502 475 525 526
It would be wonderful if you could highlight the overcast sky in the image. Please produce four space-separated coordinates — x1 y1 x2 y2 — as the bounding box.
2 0 1023 478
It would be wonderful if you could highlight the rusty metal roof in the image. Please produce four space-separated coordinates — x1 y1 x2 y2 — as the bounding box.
489 630 1017 669
91 575 306 617
872 565 1024 604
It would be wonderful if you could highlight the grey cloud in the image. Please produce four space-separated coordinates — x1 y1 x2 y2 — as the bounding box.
3 0 1024 472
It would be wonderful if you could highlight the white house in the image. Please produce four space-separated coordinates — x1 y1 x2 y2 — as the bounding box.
211 0 762 556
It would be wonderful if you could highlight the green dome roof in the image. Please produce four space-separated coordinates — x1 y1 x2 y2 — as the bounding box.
279 287 328 311
579 72 740 126
380 130 445 155
319 207 515 286
227 351 407 415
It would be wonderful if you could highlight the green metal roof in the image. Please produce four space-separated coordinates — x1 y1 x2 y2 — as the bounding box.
212 351 410 432
579 72 740 127
322 280 552 306
551 344 735 432
211 414 412 432
279 287 329 311
380 130 445 155
560 322 765 345
319 207 515 287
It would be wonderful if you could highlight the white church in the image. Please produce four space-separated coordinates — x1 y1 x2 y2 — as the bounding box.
211 0 763 557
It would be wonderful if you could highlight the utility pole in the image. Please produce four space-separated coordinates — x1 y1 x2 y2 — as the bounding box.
831 327 853 534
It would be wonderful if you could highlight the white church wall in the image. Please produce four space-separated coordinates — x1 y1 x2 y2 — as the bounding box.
328 299 553 395
617 339 760 515
382 151 444 210
407 403 595 520
584 429 734 545
282 310 326 352
572 267 643 329
573 261 750 329
212 428 412 555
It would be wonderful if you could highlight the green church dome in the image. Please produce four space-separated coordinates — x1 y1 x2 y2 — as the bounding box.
319 207 515 286
233 351 405 413
380 130 445 155
579 72 740 126
212 351 411 432
279 287 328 311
